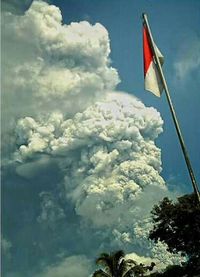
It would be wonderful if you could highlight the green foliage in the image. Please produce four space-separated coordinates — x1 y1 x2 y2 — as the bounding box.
149 193 200 276
93 193 200 277
148 264 186 277
95 250 125 276
93 250 155 277
148 260 200 277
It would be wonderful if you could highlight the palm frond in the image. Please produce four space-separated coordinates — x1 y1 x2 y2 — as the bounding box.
118 259 137 277
112 250 125 275
125 259 137 265
123 264 147 277
94 250 129 277
92 269 111 277
122 267 135 277
96 253 113 275
96 253 110 265
118 259 127 277
113 250 125 262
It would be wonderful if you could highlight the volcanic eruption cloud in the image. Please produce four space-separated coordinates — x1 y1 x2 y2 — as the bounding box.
2 1 184 276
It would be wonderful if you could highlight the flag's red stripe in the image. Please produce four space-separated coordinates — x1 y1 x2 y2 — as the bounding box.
143 25 153 76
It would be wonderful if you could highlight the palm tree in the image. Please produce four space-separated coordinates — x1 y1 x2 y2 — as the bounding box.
92 250 155 277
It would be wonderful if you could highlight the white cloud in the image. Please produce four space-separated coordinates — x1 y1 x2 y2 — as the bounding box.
13 91 183 268
2 0 120 134
37 191 65 228
174 35 200 80
15 92 163 160
1 237 12 259
126 243 184 273
1 0 34 14
37 255 92 277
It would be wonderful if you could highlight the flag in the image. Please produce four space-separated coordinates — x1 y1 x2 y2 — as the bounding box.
143 25 164 97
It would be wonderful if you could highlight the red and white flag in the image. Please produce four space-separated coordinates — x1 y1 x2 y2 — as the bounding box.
143 25 164 97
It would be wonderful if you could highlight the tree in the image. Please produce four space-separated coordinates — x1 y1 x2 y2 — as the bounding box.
92 250 155 277
148 193 200 276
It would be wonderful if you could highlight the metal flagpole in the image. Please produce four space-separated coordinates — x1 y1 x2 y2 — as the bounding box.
142 13 200 204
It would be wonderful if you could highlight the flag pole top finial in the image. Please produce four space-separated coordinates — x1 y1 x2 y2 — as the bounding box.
142 13 147 18
142 13 148 25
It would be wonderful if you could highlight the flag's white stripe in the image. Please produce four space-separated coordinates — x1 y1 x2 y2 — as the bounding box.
145 61 163 97
154 43 164 66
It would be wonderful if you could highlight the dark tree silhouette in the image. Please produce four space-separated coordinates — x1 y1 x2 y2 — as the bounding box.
148 193 200 276
92 250 155 277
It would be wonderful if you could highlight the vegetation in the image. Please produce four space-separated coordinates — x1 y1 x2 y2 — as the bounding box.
149 193 200 276
92 250 155 277
92 193 200 276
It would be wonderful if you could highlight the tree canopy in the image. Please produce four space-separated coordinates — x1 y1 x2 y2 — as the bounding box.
149 193 200 276
92 193 200 277
92 250 155 277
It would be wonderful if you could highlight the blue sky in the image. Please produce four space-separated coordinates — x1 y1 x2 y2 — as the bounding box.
51 0 200 190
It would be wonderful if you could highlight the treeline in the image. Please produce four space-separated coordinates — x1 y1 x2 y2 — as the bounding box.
92 193 200 277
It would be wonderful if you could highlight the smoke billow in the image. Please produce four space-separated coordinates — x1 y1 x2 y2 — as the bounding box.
2 1 184 276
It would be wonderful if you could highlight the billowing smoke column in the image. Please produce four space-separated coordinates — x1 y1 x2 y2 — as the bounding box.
2 0 119 122
14 92 183 274
15 92 165 228
2 1 184 277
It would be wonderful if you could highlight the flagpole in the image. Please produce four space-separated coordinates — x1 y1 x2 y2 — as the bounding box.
142 13 200 203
